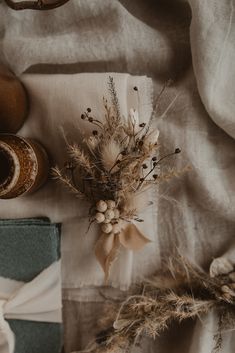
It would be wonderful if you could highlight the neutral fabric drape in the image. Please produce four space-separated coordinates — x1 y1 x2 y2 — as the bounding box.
0 0 234 352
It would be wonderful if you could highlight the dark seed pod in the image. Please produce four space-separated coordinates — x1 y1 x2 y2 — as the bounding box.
175 148 181 154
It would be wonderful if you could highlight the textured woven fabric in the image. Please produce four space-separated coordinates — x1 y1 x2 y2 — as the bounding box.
0 0 234 352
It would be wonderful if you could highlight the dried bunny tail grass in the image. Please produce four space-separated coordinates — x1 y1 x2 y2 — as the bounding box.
68 143 95 176
101 140 122 173
51 166 85 199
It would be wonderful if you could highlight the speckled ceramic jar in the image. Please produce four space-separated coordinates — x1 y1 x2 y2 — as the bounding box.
0 66 28 133
0 135 49 199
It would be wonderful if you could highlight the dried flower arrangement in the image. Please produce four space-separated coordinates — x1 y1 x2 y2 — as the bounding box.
53 77 181 280
79 256 235 353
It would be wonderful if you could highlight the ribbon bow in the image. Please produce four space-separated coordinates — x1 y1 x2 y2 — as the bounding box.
95 223 151 281
0 261 62 353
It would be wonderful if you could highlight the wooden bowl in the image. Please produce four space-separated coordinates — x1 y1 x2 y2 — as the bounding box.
0 66 28 133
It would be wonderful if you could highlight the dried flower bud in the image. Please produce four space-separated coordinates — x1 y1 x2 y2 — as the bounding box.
133 86 138 91
138 140 144 147
139 123 146 128
221 285 235 296
175 148 181 154
142 164 148 169
153 162 157 167
112 223 121 234
88 117 94 123
81 114 85 120
105 209 115 220
152 156 157 161
95 212 105 223
229 272 235 282
96 200 108 212
140 178 145 182
106 200 116 209
102 223 113 234
87 108 92 113
153 174 158 179
113 209 120 219
222 292 232 301
92 130 98 136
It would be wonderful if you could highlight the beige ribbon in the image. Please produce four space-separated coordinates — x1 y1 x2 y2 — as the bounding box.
95 223 151 282
0 260 62 353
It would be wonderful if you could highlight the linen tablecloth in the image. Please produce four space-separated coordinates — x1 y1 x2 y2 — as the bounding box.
0 0 234 352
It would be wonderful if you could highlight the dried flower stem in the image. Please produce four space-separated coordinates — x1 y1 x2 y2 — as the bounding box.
90 256 235 353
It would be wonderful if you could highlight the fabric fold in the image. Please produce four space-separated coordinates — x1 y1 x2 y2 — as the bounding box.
0 218 63 353
0 261 62 353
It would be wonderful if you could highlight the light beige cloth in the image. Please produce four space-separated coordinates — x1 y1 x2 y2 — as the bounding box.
0 0 235 352
0 72 158 290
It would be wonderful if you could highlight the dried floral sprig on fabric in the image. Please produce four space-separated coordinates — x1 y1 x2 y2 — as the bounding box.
52 76 181 280
76 256 235 353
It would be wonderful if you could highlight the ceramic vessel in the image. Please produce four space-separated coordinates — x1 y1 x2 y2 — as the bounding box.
0 134 49 199
0 66 28 133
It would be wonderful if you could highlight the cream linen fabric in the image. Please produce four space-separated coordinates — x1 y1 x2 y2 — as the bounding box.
0 72 157 290
0 0 235 352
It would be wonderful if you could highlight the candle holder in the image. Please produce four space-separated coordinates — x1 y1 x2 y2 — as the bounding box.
0 134 49 199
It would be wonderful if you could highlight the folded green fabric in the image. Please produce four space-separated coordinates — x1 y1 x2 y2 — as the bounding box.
0 218 63 353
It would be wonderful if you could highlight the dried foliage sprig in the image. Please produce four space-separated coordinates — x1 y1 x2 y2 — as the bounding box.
53 77 182 280
82 256 235 353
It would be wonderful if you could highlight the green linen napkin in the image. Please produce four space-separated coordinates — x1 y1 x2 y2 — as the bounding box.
0 218 63 353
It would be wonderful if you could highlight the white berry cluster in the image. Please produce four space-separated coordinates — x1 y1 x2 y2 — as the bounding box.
95 200 121 235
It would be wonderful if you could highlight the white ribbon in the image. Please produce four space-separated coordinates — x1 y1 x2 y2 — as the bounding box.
0 260 62 353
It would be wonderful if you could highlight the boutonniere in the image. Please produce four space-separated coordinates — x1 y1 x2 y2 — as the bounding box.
53 77 181 281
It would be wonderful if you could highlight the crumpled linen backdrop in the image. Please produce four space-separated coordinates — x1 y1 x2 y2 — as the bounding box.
0 0 235 352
